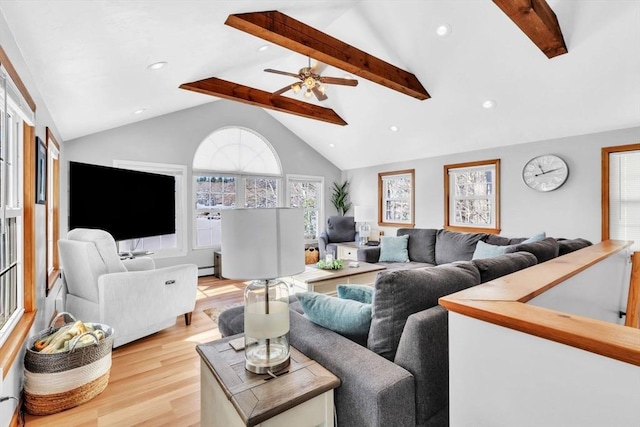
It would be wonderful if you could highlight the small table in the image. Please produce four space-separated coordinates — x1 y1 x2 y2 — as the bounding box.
197 336 340 427
284 261 386 295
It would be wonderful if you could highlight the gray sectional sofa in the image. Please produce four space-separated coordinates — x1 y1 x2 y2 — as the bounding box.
217 229 592 427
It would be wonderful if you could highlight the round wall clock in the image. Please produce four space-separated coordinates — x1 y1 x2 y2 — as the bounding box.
522 154 569 192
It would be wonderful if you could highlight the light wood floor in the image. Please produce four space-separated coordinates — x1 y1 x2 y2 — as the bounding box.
24 276 245 427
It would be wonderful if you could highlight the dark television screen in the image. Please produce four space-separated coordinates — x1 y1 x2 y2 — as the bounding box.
69 161 176 241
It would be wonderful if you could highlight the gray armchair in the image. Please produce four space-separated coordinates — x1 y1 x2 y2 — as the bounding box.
318 216 357 259
58 228 198 347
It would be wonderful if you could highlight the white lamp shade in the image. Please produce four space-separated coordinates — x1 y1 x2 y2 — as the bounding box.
354 205 376 222
221 208 305 280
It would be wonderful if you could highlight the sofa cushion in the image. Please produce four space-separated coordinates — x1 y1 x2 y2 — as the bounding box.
504 237 560 263
472 252 538 283
435 229 488 265
297 292 372 343
337 284 374 304
557 238 592 256
368 262 481 360
397 228 437 264
379 235 410 262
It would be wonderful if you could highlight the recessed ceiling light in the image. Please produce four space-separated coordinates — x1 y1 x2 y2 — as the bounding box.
389 125 399 132
147 61 168 70
133 109 146 115
329 143 336 148
482 100 497 109
257 45 270 52
436 24 451 37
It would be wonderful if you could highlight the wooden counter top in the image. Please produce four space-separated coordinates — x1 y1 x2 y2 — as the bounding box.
440 240 640 366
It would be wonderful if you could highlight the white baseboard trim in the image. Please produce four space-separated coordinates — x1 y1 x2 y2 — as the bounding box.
198 267 214 277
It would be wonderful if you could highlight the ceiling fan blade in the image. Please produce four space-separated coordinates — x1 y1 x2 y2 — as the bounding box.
272 85 292 96
320 76 359 86
312 86 328 101
310 61 327 75
264 68 301 79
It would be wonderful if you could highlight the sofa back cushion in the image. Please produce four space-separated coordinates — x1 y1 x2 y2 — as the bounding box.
557 238 592 256
368 262 481 360
504 237 560 263
326 216 356 243
472 252 538 283
435 229 488 265
397 228 437 264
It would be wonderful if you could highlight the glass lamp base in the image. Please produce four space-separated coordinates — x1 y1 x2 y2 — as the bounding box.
358 222 371 245
245 340 290 374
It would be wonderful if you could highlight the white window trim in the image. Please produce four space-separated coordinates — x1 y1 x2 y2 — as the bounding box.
286 174 325 244
113 160 188 258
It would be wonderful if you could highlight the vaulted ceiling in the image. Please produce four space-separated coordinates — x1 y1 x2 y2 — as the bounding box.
1 1 638 170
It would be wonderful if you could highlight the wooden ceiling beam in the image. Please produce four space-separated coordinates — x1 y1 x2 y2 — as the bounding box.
225 11 430 100
493 0 567 58
179 77 347 126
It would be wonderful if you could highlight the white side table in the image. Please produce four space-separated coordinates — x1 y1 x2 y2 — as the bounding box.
197 336 340 427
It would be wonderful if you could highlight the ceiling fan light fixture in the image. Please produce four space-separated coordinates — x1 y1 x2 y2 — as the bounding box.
304 89 313 99
318 85 326 95
304 76 316 89
291 83 301 93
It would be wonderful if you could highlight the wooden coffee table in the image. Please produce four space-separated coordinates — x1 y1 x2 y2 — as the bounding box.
284 261 385 295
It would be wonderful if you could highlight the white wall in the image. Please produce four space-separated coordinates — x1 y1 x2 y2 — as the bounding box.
449 312 640 427
62 100 343 270
344 126 640 243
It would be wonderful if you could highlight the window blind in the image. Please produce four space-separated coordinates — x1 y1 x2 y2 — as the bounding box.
609 150 640 251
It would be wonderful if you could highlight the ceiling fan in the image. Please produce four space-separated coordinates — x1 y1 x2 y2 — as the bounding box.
265 57 358 101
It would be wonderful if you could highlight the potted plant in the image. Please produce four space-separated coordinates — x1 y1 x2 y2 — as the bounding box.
331 180 352 216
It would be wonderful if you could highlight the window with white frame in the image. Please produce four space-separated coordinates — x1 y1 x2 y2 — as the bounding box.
444 159 500 233
113 160 188 257
604 145 640 251
193 127 282 249
0 67 32 344
379 169 415 227
287 175 324 242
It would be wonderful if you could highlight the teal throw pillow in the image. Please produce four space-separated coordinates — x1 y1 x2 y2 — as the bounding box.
296 292 372 338
378 235 410 262
337 284 374 304
521 232 546 244
472 240 509 260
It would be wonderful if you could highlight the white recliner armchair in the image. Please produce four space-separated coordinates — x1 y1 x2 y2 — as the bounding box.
58 228 198 347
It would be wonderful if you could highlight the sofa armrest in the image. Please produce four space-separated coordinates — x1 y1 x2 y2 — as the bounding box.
122 257 155 271
394 305 450 427
357 246 380 263
289 310 415 427
318 232 329 259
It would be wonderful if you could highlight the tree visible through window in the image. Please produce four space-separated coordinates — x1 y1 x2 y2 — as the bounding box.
379 169 415 227
288 175 324 242
444 159 500 233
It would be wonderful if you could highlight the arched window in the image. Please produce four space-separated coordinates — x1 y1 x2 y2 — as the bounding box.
193 127 282 248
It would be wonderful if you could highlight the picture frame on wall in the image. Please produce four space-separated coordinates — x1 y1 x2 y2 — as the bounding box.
36 136 47 204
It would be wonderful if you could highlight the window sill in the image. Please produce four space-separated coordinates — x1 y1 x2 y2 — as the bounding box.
0 311 36 380
444 225 501 235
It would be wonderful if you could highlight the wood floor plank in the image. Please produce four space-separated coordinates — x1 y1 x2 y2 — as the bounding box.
24 276 244 426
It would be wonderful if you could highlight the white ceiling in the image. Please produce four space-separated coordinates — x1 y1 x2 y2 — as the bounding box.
1 0 639 170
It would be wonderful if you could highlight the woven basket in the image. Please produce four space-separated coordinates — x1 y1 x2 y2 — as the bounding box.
24 313 114 415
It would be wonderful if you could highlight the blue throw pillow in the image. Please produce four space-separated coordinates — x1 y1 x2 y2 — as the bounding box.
378 235 410 262
296 292 372 338
337 284 374 304
521 232 546 244
472 240 509 260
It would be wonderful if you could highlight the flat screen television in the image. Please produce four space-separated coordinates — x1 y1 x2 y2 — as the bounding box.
69 161 176 241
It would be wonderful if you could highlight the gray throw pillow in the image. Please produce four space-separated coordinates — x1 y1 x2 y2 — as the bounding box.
435 229 488 265
367 262 481 360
